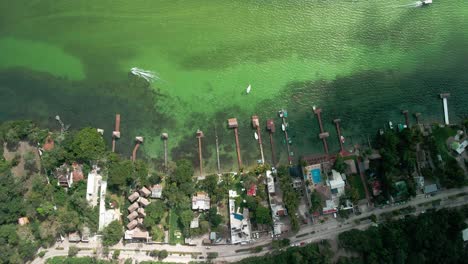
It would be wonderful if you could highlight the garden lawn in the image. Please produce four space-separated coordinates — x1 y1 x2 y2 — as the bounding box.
348 174 366 200
169 210 184 245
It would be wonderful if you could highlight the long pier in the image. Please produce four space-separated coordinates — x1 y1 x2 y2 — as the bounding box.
313 107 329 155
440 93 450 125
228 118 242 170
161 133 169 169
279 110 293 165
266 119 276 166
112 114 121 152
333 119 344 154
252 116 265 164
132 136 143 162
196 130 204 177
215 124 221 174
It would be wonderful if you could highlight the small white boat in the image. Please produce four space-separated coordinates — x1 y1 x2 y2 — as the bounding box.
281 124 286 131
389 121 394 129
246 84 251 94
254 132 259 140
312 105 316 111
340 136 345 143
416 0 432 7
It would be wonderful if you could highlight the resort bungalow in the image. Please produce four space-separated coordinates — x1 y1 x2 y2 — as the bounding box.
127 220 138 230
128 192 140 203
138 197 150 207
128 202 139 213
127 211 139 221
192 192 211 211
139 186 151 197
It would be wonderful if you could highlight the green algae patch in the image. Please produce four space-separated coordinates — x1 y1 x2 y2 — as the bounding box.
0 37 85 80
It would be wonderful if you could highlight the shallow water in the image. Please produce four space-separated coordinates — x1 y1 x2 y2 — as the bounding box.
0 0 467 172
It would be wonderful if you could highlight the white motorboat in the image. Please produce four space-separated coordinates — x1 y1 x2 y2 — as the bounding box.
416 0 432 6
389 121 394 129
254 132 259 140
340 136 345 143
246 84 251 94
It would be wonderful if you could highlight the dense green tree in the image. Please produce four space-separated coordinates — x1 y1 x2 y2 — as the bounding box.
133 160 149 186
151 226 164 241
145 200 166 228
57 209 80 233
107 158 133 192
338 208 468 264
207 207 222 228
201 174 218 196
68 127 106 162
171 159 194 185
0 170 25 225
68 246 79 257
112 250 120 260
333 154 347 173
178 209 193 236
147 173 161 185
255 206 272 226
102 220 123 246
158 250 168 260
310 190 323 212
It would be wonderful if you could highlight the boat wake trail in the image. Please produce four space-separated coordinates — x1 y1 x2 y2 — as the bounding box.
130 67 160 83
396 1 423 8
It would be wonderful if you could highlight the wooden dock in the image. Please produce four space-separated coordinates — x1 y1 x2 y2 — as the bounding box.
112 114 121 152
228 118 242 170
252 115 265 164
196 130 204 177
266 119 276 166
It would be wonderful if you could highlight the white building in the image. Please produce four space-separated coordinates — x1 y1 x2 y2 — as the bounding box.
328 170 345 196
228 190 252 244
266 170 275 194
192 192 211 211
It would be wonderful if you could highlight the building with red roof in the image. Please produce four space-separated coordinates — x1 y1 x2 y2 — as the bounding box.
247 184 257 196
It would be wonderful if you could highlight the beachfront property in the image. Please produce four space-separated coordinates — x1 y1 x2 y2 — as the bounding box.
124 227 150 243
228 190 252 244
265 170 289 236
302 155 350 215
86 166 102 207
124 189 151 242
192 191 211 211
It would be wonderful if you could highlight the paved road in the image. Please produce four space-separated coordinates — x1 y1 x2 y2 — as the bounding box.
35 186 468 263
